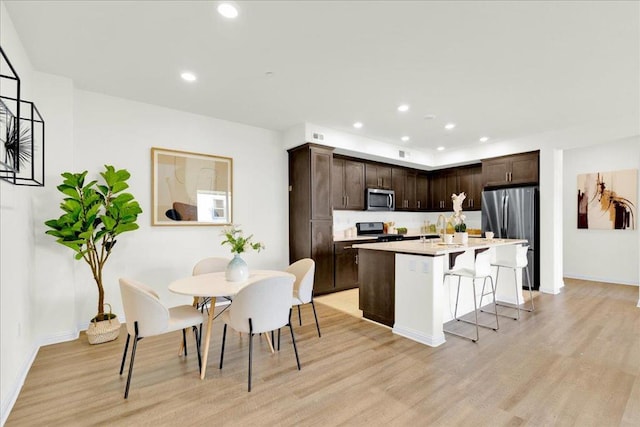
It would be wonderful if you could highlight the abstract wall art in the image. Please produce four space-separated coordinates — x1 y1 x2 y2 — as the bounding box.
577 169 637 230
152 147 233 226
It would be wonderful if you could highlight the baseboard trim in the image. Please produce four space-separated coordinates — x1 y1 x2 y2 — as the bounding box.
392 325 446 347
563 274 639 287
1 343 39 426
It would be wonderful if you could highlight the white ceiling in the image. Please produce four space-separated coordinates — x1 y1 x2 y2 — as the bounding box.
4 0 639 152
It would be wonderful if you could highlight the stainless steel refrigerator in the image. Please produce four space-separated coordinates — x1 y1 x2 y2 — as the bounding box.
481 186 539 290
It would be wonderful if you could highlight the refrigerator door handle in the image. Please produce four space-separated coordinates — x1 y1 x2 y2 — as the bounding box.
503 194 509 236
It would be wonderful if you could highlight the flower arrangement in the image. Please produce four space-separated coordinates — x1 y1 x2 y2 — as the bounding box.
450 192 467 232
220 225 265 254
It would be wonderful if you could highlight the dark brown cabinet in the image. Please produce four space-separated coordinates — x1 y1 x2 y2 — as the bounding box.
332 157 365 210
482 151 539 188
457 165 482 210
416 173 429 211
392 168 417 210
358 249 395 327
365 163 392 189
334 240 373 291
429 169 458 211
288 144 334 294
430 165 482 211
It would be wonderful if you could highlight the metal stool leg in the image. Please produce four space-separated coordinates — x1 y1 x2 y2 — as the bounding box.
522 265 535 312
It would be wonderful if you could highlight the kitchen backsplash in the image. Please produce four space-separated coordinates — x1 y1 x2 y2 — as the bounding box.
333 210 482 238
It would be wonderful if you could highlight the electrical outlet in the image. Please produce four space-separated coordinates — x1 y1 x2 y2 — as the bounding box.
409 260 416 271
422 261 430 273
312 132 324 141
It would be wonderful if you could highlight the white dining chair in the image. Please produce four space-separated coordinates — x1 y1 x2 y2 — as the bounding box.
218 275 300 392
192 256 230 308
119 278 204 399
287 258 321 337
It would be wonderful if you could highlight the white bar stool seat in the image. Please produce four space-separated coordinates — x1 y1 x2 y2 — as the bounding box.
443 250 499 343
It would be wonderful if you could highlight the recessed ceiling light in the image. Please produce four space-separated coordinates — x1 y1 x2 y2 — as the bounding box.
397 104 410 112
353 122 363 129
436 146 445 151
401 136 410 142
444 123 456 130
479 136 489 143
180 72 197 82
217 3 238 18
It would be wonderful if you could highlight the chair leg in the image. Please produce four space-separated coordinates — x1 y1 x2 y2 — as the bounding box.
311 300 321 337
248 318 254 392
277 328 281 351
489 276 499 331
486 265 518 320
182 329 188 357
524 265 535 312
124 322 140 399
513 268 521 320
297 305 302 326
289 309 301 370
193 326 202 372
119 333 131 375
453 275 462 320
471 280 479 342
219 324 227 369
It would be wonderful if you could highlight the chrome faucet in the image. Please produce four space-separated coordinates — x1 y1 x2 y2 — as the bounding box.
436 214 447 242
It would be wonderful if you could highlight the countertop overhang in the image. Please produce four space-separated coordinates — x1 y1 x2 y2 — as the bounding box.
353 238 528 256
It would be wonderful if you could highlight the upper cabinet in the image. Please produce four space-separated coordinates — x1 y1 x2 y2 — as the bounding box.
457 164 483 210
391 168 418 210
429 169 458 211
365 163 392 189
482 151 539 188
430 165 482 211
416 173 429 211
332 157 365 210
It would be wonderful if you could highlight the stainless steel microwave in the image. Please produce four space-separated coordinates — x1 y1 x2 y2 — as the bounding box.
366 188 395 211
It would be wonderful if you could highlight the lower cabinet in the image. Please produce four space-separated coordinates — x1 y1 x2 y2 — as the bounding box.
311 220 335 294
334 239 375 292
358 249 395 327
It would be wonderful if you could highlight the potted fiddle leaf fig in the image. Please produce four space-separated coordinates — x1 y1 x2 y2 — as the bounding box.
44 165 142 344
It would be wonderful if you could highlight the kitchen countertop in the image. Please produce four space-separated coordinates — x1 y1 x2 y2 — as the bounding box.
352 237 527 256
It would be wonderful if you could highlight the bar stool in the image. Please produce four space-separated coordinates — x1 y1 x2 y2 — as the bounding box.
443 250 499 343
481 244 534 320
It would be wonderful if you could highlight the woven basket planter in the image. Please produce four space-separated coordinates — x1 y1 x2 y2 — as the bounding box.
86 303 120 344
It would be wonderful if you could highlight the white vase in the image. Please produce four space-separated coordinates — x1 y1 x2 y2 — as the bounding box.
454 232 469 245
225 254 249 282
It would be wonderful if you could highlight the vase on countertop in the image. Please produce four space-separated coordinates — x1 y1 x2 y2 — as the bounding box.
454 232 469 245
226 254 249 282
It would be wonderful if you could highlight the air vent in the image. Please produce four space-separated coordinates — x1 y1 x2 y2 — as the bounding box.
312 132 324 142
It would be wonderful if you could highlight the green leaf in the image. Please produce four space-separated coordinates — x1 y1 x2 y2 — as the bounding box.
116 169 131 181
114 223 139 234
101 215 116 231
111 181 129 193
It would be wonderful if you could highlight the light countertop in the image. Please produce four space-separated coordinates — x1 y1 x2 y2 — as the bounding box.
352 238 527 256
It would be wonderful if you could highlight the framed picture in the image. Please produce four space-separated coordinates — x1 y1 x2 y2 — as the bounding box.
151 147 233 226
577 169 637 230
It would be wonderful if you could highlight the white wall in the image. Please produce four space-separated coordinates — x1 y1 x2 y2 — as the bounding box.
1 2 42 421
563 137 640 285
65 90 288 322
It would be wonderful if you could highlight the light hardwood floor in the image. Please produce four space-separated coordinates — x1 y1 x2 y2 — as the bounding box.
6 278 640 426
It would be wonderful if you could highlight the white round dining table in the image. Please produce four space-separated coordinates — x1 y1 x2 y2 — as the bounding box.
169 270 295 379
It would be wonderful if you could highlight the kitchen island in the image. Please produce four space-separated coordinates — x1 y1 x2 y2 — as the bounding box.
353 237 527 347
